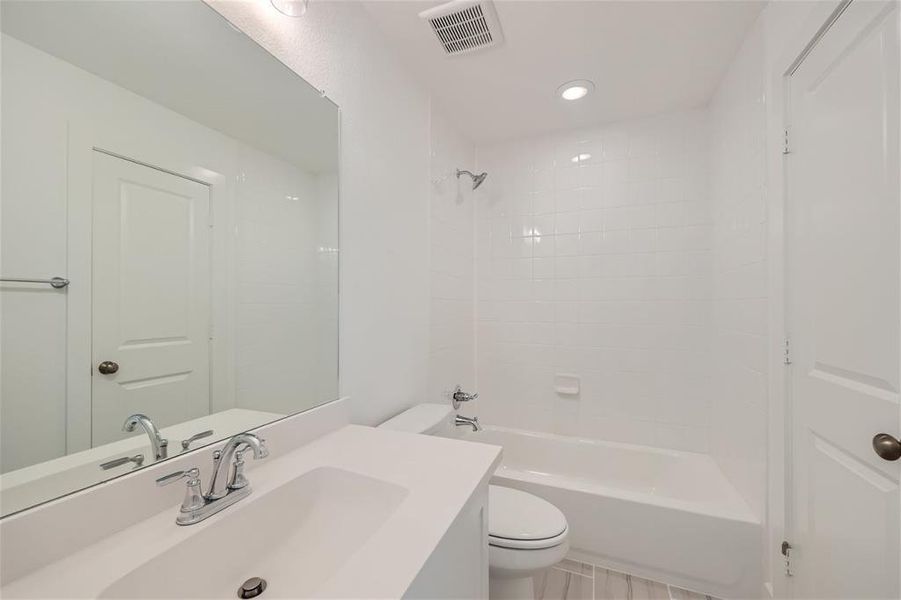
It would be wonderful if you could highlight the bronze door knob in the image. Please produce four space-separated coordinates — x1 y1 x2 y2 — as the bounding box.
872 433 901 461
98 361 119 375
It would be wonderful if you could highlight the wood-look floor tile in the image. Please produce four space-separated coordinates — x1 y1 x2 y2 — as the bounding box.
556 559 718 600
594 568 630 600
535 567 592 600
555 558 594 578
629 576 669 600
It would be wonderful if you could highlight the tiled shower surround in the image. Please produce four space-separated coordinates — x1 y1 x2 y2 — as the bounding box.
474 110 713 452
428 110 476 403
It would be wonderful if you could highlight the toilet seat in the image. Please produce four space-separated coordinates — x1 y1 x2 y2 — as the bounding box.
487 485 568 550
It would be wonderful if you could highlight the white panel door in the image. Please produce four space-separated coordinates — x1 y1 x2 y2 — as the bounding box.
787 1 900 597
92 151 211 446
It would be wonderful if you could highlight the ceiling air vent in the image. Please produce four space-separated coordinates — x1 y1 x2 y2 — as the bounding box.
419 0 505 57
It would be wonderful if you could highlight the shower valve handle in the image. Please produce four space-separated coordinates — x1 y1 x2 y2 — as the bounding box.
451 385 478 409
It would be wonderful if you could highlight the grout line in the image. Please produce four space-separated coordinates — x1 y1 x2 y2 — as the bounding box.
562 570 573 599
591 564 596 600
555 563 592 578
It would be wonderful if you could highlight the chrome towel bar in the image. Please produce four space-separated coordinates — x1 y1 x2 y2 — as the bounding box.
0 277 69 289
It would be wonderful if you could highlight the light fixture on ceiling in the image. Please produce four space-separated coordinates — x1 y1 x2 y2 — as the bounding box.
557 79 595 101
571 153 592 164
271 0 308 17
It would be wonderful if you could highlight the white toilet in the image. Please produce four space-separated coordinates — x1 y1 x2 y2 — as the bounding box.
379 404 569 599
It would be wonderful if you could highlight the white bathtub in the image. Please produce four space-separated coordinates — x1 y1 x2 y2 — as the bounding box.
463 426 761 599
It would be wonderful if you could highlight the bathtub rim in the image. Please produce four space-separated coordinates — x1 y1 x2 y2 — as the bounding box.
465 425 760 525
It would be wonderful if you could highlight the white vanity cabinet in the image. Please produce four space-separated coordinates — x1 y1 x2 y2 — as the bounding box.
405 485 490 599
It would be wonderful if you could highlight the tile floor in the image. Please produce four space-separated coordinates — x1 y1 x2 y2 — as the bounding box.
534 559 718 600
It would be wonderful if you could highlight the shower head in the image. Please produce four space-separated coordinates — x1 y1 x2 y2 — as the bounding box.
456 169 488 190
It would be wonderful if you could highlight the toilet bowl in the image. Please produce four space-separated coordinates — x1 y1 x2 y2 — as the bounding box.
379 404 569 598
486 484 570 598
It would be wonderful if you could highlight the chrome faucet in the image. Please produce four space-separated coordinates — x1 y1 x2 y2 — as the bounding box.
122 414 168 460
455 414 482 432
157 432 269 526
207 432 269 500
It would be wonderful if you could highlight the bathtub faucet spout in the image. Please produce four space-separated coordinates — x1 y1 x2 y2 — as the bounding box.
455 414 482 432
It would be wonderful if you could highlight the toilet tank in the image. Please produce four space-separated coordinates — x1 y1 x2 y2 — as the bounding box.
378 404 455 436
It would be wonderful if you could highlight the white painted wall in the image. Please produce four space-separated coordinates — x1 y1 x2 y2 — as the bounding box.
208 1 434 425
0 35 337 472
473 111 713 452
709 17 768 522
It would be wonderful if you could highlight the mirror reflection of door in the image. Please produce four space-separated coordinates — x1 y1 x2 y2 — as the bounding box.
91 151 211 446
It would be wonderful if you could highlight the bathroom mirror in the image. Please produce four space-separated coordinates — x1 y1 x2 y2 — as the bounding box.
0 1 339 516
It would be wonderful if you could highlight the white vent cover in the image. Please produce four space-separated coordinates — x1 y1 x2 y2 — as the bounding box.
419 0 505 57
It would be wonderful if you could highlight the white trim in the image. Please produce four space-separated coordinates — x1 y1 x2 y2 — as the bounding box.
765 2 849 598
896 5 901 596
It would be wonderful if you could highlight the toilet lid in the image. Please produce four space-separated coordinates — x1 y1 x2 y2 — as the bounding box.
488 485 568 549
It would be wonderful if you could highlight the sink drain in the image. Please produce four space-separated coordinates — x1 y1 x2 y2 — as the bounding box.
238 577 267 599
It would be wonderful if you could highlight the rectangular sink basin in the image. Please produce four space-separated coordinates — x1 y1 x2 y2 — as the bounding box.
99 467 408 599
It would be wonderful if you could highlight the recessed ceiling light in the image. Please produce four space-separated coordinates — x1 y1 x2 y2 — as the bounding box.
571 153 592 164
271 0 308 17
558 80 595 101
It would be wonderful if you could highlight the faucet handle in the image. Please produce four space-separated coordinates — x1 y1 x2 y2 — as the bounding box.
156 467 200 487
100 454 145 471
229 449 250 490
156 468 205 515
181 429 214 452
451 385 479 409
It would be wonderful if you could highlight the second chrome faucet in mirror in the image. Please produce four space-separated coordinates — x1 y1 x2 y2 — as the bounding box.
123 414 168 461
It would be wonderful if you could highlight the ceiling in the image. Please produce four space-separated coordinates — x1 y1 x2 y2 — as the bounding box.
364 0 765 145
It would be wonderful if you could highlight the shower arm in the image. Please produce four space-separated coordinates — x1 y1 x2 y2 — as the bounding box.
456 168 488 190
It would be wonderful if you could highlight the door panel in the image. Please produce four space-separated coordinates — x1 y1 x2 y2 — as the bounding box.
788 1 900 597
91 152 211 446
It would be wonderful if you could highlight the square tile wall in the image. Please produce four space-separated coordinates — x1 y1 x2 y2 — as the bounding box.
474 110 713 452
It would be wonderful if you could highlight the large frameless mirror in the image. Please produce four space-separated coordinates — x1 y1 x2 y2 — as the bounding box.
0 0 339 516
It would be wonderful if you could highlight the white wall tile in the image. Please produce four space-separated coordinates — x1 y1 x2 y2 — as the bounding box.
475 110 712 453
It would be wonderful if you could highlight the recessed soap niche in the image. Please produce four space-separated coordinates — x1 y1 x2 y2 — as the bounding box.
554 373 580 397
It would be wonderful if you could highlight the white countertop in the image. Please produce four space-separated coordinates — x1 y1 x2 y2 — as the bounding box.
0 425 502 599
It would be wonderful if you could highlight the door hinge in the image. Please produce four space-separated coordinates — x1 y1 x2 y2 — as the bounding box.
781 540 794 576
783 338 792 365
782 129 791 155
